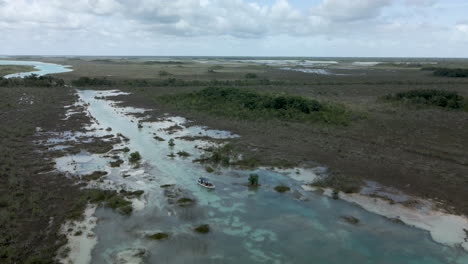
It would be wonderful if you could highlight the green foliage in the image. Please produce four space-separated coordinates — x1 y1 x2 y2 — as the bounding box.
312 173 362 194
274 185 290 193
342 216 360 225
194 143 258 168
158 70 171 76
85 189 132 214
245 73 258 79
129 151 141 163
82 171 107 181
177 197 195 206
158 87 351 125
71 77 288 87
71 77 114 86
147 232 169 240
422 67 468 77
168 139 175 147
194 224 210 233
176 151 191 157
154 136 165 141
385 89 465 109
0 74 65 87
194 144 234 166
109 159 124 167
248 174 259 186
123 147 130 152
332 189 339 200
205 166 214 173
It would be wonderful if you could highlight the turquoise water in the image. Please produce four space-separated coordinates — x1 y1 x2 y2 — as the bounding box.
74 90 467 263
0 60 72 78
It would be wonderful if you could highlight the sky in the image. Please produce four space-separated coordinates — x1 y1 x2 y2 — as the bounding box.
1 0 468 57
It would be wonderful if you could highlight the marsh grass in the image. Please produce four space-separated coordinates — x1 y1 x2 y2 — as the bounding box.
312 173 362 194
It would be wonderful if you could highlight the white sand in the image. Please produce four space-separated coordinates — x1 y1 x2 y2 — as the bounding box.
58 204 98 264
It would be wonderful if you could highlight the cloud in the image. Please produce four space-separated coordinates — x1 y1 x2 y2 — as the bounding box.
404 0 437 7
311 0 392 22
0 0 466 56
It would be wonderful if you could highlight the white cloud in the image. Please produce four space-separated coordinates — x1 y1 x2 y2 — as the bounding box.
311 0 391 22
0 0 466 56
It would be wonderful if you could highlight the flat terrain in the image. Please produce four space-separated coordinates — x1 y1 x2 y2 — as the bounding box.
37 56 468 215
0 65 36 76
0 85 84 262
1 56 468 262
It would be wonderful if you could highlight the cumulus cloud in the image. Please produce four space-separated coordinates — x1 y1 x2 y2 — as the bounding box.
311 0 391 22
0 0 395 38
0 0 466 56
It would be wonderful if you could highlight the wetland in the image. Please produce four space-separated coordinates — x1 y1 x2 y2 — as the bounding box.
1 56 468 263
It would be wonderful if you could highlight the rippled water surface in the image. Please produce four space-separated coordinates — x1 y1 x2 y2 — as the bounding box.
64 90 468 264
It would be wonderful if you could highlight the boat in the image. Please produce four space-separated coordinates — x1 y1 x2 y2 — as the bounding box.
198 177 215 189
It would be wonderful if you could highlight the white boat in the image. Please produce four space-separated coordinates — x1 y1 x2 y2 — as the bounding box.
198 177 215 189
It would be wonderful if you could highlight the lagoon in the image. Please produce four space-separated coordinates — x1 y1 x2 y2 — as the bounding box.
0 60 73 78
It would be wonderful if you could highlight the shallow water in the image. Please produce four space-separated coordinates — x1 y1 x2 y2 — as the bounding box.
280 67 332 75
61 90 467 263
0 60 73 78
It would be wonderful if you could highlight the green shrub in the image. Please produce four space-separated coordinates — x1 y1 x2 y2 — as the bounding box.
0 74 65 87
147 232 169 240
312 173 362 194
429 67 468 77
71 77 114 86
194 224 210 233
168 139 175 147
84 189 132 215
274 185 290 193
129 151 141 163
159 70 171 76
176 151 191 157
248 174 259 186
158 87 351 125
177 197 194 203
342 216 360 224
332 189 339 200
109 159 124 167
385 89 465 109
245 73 258 79
82 171 107 181
118 205 133 215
